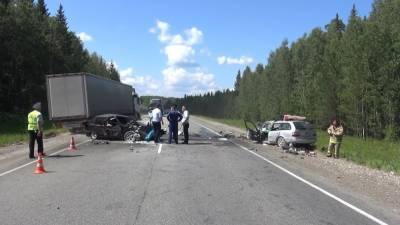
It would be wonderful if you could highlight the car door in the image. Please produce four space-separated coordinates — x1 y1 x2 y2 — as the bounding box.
107 117 122 139
268 123 281 143
94 117 108 137
279 123 292 142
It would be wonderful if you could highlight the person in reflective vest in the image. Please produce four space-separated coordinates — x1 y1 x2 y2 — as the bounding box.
327 118 344 158
27 102 44 159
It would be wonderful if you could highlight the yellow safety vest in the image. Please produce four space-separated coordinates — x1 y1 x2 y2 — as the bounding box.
27 110 41 131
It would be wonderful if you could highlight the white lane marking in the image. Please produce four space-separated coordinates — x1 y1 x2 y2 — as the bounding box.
0 140 90 177
157 144 163 154
198 123 388 225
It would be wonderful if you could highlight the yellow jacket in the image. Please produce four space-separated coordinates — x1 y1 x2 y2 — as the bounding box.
327 125 343 143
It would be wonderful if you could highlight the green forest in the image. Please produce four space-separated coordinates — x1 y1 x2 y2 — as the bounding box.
178 0 400 140
0 0 120 113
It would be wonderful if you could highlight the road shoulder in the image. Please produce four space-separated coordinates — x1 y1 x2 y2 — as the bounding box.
193 116 400 219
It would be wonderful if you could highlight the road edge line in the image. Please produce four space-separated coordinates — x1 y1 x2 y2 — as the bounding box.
195 121 388 225
0 139 90 177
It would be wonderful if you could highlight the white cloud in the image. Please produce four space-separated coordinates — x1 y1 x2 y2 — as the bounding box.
118 66 160 95
185 27 203 45
162 67 187 87
162 67 216 93
150 20 203 67
217 56 226 65
217 56 254 65
150 20 216 96
76 32 93 42
164 44 195 66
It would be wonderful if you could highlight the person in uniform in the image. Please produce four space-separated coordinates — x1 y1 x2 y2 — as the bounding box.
167 105 182 144
327 118 344 158
27 102 45 159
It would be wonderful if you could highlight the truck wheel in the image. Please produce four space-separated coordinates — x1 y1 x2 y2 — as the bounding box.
90 131 98 140
124 131 136 142
277 137 286 148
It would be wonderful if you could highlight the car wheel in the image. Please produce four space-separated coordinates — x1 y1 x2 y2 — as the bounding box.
124 131 136 142
277 137 286 148
90 131 98 140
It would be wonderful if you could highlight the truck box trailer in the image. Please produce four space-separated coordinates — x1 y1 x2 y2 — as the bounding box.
46 73 136 129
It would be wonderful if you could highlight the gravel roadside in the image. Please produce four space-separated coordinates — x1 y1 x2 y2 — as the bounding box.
193 116 400 217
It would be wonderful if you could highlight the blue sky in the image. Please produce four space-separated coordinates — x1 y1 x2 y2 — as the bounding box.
46 0 373 97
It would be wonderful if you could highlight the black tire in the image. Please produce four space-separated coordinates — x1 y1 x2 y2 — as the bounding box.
277 136 286 148
123 131 136 142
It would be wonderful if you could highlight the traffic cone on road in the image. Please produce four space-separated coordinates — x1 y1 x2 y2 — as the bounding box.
34 155 46 174
68 136 78 151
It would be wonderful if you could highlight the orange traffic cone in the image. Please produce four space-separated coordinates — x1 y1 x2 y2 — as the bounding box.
68 136 77 151
34 155 46 174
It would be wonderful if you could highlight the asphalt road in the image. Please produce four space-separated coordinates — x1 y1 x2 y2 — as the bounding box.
0 119 394 225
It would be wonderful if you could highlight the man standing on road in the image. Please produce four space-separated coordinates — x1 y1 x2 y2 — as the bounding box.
151 105 163 143
181 106 190 144
167 105 182 144
27 102 45 159
327 118 344 158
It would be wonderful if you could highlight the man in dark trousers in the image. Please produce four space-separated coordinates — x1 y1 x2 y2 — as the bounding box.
27 102 45 159
151 104 163 143
181 105 190 144
167 105 182 144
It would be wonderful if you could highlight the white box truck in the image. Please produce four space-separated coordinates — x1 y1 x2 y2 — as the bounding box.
46 73 139 131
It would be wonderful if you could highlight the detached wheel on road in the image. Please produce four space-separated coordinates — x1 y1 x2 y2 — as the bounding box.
277 137 286 148
90 131 98 140
123 131 136 142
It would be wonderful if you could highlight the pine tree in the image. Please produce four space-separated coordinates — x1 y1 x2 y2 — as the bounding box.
56 4 68 30
234 70 241 93
37 0 49 16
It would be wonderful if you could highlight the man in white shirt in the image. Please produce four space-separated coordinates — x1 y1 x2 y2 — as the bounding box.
181 106 190 144
151 105 163 143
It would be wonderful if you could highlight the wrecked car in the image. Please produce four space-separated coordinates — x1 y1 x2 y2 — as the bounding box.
244 120 273 143
85 114 164 142
266 120 316 149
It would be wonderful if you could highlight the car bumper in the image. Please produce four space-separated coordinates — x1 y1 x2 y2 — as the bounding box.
289 137 316 144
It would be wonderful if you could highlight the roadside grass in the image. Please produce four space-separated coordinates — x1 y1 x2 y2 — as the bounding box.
316 131 400 173
198 115 400 173
0 113 66 147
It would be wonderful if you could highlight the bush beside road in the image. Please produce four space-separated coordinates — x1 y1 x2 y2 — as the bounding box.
0 113 66 147
199 115 400 174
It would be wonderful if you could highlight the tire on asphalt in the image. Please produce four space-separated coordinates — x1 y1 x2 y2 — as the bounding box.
123 131 136 142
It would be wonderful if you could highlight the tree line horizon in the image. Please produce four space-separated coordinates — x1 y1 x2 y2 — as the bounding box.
178 0 400 140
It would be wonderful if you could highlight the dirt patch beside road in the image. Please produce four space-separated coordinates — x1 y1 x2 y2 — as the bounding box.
193 116 400 217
